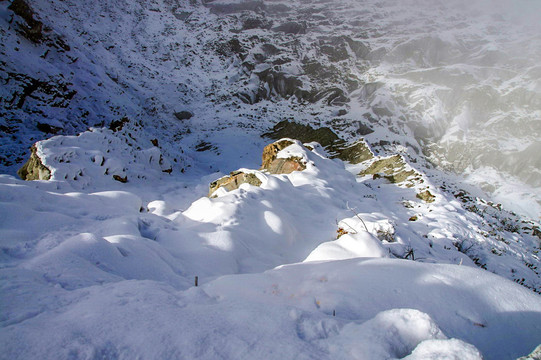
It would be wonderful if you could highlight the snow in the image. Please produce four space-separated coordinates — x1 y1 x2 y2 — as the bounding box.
2 138 541 359
1 0 541 358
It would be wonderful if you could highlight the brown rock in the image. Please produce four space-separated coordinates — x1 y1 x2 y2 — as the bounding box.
260 140 306 174
266 157 306 174
359 155 416 184
416 190 436 203
261 139 293 169
209 171 262 197
113 175 128 183
17 144 51 181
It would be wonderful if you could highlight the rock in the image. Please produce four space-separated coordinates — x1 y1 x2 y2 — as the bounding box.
416 190 436 203
113 175 128 183
209 171 262 197
36 122 62 134
261 139 293 169
17 144 51 181
263 121 344 150
255 70 308 102
265 156 306 174
109 117 129 132
310 87 349 106
356 122 374 135
174 111 193 121
242 17 273 30
8 0 43 43
261 139 306 174
264 121 373 165
273 21 306 34
359 155 417 184
331 139 374 164
206 0 265 14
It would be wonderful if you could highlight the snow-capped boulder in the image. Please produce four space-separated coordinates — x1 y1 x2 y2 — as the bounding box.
17 144 51 181
261 139 307 174
208 170 263 197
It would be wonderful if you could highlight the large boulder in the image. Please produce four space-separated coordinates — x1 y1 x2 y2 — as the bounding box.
261 139 306 174
17 144 51 181
209 170 262 197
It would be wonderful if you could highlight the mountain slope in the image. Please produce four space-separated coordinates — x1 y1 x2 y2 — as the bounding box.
1 0 540 359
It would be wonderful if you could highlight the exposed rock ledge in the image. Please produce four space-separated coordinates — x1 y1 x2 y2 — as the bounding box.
17 144 51 181
209 139 308 197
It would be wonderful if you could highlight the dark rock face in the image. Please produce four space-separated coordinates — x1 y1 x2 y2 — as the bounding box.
113 174 128 183
242 17 273 30
263 121 343 149
174 111 193 121
209 170 262 197
206 0 265 14
8 0 43 43
17 145 51 180
273 21 307 35
109 117 129 132
36 122 62 134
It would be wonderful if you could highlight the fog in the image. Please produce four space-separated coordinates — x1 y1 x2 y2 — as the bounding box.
350 0 541 218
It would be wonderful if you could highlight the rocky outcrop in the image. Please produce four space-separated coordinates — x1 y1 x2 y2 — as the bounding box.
416 190 436 203
209 171 262 197
331 140 374 164
359 155 418 185
260 139 306 174
264 121 374 164
17 145 51 181
273 21 306 35
174 111 193 121
8 0 43 43
359 155 436 202
261 139 294 169
263 121 344 149
209 138 309 196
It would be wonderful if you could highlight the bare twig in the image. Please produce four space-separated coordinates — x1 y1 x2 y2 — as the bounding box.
346 202 369 232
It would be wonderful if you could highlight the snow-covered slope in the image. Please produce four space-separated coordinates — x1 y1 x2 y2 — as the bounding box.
2 140 541 359
1 0 540 217
1 0 541 358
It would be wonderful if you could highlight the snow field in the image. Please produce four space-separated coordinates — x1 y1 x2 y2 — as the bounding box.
2 139 541 359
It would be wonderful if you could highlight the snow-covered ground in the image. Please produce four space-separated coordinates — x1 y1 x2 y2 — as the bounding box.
1 0 541 358
2 137 541 359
